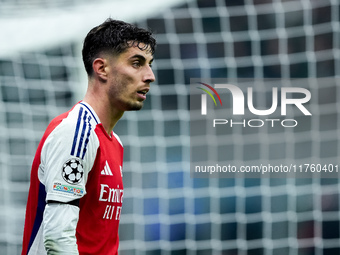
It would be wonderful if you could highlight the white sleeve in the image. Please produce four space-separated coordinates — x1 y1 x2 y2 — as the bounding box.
43 203 79 255
39 104 100 254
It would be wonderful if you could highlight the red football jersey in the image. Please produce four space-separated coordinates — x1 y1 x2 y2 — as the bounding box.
22 102 124 255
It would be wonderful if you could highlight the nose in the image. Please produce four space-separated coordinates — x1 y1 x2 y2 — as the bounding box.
143 65 156 84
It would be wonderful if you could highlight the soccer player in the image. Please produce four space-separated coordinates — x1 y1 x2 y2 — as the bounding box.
21 18 156 255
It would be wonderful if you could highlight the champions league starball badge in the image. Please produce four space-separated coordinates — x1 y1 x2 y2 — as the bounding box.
62 158 84 184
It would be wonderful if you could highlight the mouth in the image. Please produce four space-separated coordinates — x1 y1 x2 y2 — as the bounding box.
136 89 149 100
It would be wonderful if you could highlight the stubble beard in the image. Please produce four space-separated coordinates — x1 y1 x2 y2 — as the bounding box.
109 88 144 112
125 102 144 111
110 78 145 112
113 96 144 112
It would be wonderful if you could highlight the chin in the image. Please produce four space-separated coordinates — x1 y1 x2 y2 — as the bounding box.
126 102 144 111
127 107 143 111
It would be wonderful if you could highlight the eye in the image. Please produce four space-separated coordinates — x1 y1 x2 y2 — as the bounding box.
132 61 141 67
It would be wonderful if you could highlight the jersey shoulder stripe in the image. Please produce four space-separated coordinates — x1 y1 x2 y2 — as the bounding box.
70 103 99 159
79 102 99 124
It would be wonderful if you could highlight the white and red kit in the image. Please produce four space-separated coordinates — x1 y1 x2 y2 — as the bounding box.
22 101 124 255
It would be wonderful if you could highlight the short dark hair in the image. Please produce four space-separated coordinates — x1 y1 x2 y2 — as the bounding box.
82 18 156 76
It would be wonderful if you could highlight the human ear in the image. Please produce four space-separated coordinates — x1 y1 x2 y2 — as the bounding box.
92 58 107 82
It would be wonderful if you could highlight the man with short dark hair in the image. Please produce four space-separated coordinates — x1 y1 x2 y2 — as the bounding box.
22 18 156 255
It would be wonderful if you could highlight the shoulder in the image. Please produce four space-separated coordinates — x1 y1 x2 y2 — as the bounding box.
62 102 100 132
43 102 101 160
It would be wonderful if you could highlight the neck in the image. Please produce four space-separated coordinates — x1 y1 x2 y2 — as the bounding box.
83 84 124 136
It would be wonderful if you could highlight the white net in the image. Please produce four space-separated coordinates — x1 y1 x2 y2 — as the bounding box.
0 0 339 254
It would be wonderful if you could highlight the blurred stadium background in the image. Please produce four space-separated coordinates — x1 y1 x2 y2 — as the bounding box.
0 0 339 254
